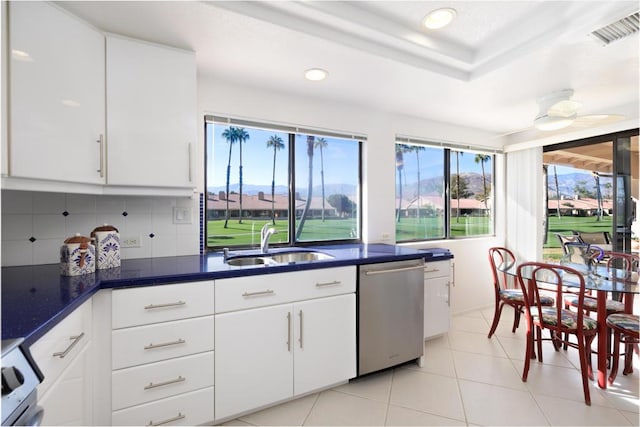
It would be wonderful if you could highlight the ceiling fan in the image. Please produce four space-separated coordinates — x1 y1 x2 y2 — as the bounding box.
533 88 626 131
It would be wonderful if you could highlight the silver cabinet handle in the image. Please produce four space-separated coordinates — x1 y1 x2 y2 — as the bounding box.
242 289 274 297
52 332 85 358
452 261 455 287
446 281 451 307
144 338 186 350
299 310 304 349
188 143 192 182
286 312 292 352
424 267 440 273
96 134 104 177
144 301 186 310
316 280 341 287
144 375 185 390
364 264 424 275
148 413 186 426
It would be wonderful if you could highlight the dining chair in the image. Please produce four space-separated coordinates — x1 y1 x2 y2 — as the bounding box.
487 247 553 338
606 313 639 384
517 262 598 405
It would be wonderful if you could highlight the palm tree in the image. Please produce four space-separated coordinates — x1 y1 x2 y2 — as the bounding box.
412 146 425 223
315 137 329 222
593 171 603 221
221 127 238 228
295 135 315 240
454 151 463 223
474 154 491 212
395 145 405 222
236 128 250 224
266 134 285 224
553 165 561 218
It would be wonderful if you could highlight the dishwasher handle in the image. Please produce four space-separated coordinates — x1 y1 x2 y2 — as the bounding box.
363 264 424 276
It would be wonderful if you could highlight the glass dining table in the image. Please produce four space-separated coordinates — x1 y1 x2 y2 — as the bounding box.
497 259 639 389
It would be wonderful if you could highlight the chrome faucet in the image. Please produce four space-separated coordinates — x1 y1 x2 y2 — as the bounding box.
260 223 277 253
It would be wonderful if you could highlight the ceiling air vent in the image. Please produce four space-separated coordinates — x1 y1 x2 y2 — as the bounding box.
590 11 639 45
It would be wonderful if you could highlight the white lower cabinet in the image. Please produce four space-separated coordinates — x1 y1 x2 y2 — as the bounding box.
111 387 214 427
110 281 215 426
215 304 293 419
215 268 356 421
293 295 356 395
30 299 93 426
37 344 93 426
424 260 453 339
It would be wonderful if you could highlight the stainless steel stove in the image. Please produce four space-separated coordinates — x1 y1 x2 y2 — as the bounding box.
1 339 43 426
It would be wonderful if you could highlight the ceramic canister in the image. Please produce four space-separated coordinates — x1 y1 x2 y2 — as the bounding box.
91 224 121 269
60 234 96 276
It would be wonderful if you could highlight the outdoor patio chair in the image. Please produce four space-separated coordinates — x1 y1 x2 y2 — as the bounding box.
576 231 611 245
556 233 582 255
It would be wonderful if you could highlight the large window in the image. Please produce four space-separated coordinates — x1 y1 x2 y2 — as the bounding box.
205 117 362 249
395 139 495 242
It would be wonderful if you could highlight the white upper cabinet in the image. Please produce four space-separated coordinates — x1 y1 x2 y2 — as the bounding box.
106 35 196 188
8 2 105 184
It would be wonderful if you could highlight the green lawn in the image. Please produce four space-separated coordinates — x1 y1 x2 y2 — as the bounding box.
543 215 613 261
207 218 357 247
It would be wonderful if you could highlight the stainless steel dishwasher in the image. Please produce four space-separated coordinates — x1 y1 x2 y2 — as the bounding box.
358 258 425 376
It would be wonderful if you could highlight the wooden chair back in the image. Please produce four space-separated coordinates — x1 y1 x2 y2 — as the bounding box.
488 247 516 294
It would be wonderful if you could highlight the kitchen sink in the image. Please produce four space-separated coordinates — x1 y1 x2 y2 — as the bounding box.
225 256 273 266
268 251 334 263
225 250 334 266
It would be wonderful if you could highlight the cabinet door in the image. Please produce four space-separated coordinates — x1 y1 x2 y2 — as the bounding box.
38 343 93 426
424 275 451 339
215 304 293 420
106 35 196 188
8 2 105 183
293 294 356 396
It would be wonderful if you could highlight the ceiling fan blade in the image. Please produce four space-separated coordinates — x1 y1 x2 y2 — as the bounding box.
570 114 625 127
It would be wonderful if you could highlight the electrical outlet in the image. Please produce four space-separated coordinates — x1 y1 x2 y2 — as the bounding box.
381 232 390 241
121 236 141 248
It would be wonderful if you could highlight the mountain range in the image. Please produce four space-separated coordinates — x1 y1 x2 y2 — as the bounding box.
208 172 607 200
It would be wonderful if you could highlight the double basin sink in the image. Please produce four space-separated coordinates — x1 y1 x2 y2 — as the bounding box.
225 250 334 266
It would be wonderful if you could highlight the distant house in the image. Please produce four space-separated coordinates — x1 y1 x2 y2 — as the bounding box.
206 191 346 220
547 196 613 217
395 195 491 217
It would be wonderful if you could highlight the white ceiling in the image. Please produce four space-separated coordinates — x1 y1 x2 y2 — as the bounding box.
57 0 640 144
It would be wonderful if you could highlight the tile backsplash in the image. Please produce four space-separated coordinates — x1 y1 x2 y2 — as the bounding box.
1 190 201 266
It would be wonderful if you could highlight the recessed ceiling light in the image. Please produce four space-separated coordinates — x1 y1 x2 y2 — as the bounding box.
422 8 457 30
304 68 328 81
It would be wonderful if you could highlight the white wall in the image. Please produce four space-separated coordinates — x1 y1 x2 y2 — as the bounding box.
198 77 506 314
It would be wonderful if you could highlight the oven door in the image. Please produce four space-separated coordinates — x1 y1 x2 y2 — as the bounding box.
3 390 43 426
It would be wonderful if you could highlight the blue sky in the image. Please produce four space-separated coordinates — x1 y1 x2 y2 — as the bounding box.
206 124 359 189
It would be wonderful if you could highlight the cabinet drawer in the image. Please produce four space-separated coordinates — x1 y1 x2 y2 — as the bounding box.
423 260 451 280
112 316 214 370
111 386 214 426
215 266 355 313
112 351 214 411
112 281 214 329
30 299 92 396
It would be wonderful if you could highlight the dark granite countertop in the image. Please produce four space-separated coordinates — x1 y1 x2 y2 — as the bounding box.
2 244 452 346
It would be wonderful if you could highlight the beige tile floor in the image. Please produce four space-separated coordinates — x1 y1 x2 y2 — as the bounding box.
220 308 639 426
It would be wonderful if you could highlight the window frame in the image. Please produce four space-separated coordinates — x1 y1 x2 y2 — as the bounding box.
395 136 499 242
205 116 364 250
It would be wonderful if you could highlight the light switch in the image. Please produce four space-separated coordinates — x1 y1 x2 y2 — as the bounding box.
173 207 193 224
